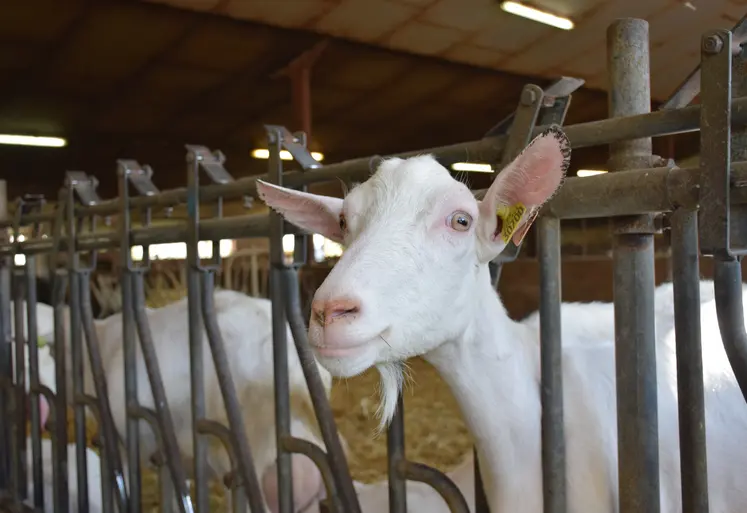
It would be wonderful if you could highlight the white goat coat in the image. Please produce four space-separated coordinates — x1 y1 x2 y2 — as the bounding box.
426 279 747 513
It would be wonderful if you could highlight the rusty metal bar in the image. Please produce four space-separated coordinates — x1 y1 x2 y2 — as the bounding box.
607 18 661 513
537 215 565 513
670 208 709 513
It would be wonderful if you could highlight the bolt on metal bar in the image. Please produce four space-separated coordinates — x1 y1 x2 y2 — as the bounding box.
537 215 566 513
669 208 709 513
607 18 661 513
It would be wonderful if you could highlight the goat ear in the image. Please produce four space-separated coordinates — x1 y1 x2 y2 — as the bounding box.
256 180 345 244
476 125 570 263
261 455 323 513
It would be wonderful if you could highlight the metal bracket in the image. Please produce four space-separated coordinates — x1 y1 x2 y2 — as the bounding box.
264 124 322 171
485 76 584 137
488 81 576 287
698 28 737 258
65 171 101 207
118 160 159 196
184 145 234 184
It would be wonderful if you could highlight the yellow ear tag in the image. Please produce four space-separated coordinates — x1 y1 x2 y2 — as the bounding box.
37 336 47 348
496 203 527 243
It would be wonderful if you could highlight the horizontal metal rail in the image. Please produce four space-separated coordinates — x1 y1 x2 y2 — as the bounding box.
5 94 747 230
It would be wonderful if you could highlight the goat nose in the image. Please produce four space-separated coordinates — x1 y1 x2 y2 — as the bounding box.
312 297 361 326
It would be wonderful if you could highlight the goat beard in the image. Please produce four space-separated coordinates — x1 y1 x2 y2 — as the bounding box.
374 361 407 434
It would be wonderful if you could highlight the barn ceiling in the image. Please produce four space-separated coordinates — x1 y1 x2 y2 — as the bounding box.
0 0 724 202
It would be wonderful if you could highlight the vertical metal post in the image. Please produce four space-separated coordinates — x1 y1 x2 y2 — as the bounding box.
25 255 44 509
538 215 565 513
266 129 294 513
0 179 10 493
185 148 209 513
607 18 660 513
118 169 142 513
65 185 89 513
387 395 407 513
12 271 28 501
670 208 709 513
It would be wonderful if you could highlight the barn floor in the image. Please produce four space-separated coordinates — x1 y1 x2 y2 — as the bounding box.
65 356 472 510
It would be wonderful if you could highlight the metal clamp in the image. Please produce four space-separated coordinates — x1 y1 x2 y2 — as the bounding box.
698 28 738 258
489 79 579 286
264 125 322 171
64 171 100 271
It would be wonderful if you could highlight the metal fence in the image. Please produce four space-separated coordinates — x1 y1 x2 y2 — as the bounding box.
0 15 746 513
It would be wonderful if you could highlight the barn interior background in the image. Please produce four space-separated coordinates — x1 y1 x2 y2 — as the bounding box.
1 0 743 508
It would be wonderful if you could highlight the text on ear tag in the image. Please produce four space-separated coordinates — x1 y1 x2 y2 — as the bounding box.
496 203 527 243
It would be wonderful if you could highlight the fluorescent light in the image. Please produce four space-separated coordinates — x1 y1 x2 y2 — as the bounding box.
500 1 574 30
451 162 494 173
577 169 608 177
251 148 324 162
0 135 66 147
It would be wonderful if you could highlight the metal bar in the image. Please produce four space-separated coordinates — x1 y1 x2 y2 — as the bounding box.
24 257 44 511
185 146 209 513
400 462 470 513
280 436 342 512
12 273 27 502
713 259 747 403
118 166 142 513
387 395 407 513
199 271 265 512
669 208 709 513
278 267 361 513
537 216 565 513
77 271 129 511
65 185 89 513
607 18 660 513
0 179 10 493
2 94 747 230
130 272 193 513
699 29 734 258
50 267 67 513
660 13 747 110
266 128 295 513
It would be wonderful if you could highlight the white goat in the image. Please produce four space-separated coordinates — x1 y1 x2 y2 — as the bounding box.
257 124 747 513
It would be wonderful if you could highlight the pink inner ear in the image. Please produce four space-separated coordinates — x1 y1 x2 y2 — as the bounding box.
511 135 566 206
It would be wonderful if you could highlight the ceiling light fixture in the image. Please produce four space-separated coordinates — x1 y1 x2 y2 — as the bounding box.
0 134 67 148
500 1 574 30
576 169 608 177
251 148 324 162
451 162 494 173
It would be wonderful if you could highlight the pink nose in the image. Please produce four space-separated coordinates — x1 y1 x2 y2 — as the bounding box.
312 297 361 327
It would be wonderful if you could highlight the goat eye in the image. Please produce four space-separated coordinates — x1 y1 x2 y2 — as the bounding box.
339 213 346 231
448 211 472 231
